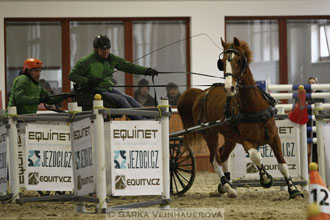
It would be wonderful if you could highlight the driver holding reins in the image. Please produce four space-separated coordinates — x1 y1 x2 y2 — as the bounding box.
69 35 158 119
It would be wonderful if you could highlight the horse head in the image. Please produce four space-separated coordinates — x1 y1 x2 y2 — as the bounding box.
218 37 252 96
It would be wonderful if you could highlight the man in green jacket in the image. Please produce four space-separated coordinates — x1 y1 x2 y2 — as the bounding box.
69 35 158 119
8 58 67 114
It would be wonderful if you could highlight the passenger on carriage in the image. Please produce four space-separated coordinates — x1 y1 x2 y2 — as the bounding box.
69 35 158 119
8 58 70 114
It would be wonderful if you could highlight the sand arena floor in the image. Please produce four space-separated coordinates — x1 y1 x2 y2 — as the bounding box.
0 171 308 220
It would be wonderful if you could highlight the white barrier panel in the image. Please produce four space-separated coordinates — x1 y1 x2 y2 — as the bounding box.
25 124 73 191
71 118 95 196
230 119 301 179
110 121 163 196
0 125 7 192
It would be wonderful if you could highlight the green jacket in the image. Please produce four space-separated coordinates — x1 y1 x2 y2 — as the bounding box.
8 73 65 114
69 52 148 92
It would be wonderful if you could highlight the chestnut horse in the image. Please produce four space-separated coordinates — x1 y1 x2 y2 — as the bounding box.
177 37 303 199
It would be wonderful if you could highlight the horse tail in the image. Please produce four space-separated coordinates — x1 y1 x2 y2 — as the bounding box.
177 88 203 148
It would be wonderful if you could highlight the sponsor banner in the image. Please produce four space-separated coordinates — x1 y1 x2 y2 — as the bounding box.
18 132 26 187
110 121 163 196
323 122 330 186
71 118 94 196
231 119 300 179
0 126 7 192
25 124 73 191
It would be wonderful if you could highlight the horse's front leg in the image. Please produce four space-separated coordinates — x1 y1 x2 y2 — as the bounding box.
271 135 304 199
204 131 237 198
212 157 237 198
217 137 237 194
243 141 274 188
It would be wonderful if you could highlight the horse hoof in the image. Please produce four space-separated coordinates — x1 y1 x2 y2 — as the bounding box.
223 183 238 198
227 190 238 198
218 184 226 194
260 175 273 188
289 190 304 200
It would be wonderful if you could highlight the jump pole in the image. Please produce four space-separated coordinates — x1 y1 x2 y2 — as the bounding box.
160 98 170 209
7 107 20 202
93 96 107 212
271 93 330 100
267 81 330 92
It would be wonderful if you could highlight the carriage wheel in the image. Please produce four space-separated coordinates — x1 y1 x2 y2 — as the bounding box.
169 137 196 196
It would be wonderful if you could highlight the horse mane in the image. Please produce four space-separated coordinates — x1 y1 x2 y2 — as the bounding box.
222 37 253 64
236 40 253 64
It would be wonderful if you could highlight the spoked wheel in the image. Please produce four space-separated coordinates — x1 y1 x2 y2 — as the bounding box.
169 136 196 196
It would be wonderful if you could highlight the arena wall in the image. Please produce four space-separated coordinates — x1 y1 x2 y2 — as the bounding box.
1 0 330 108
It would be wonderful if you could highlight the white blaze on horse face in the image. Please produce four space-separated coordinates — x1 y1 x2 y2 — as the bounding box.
224 53 237 96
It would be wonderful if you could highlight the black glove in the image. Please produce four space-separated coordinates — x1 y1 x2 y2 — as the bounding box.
145 68 158 77
87 78 102 87
40 95 49 103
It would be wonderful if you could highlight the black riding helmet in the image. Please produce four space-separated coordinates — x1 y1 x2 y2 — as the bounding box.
93 35 111 49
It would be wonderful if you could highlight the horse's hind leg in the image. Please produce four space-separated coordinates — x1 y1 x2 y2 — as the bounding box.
243 141 274 188
271 135 304 199
218 137 237 194
204 131 237 198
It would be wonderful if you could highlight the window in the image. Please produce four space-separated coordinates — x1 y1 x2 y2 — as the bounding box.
6 21 62 96
69 21 125 92
319 24 330 60
133 20 187 101
226 19 279 84
226 16 330 85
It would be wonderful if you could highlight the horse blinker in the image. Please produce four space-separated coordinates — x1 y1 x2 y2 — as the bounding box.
217 59 224 71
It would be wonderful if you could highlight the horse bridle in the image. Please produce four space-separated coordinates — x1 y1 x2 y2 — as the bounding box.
217 47 248 85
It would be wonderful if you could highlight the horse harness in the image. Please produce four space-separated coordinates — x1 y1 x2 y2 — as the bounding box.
198 45 278 139
197 84 277 139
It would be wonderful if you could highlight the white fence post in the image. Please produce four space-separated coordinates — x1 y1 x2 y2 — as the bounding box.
7 107 20 202
160 99 170 209
277 107 289 191
315 103 326 181
68 102 86 213
93 96 107 211
0 109 6 197
299 122 308 191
